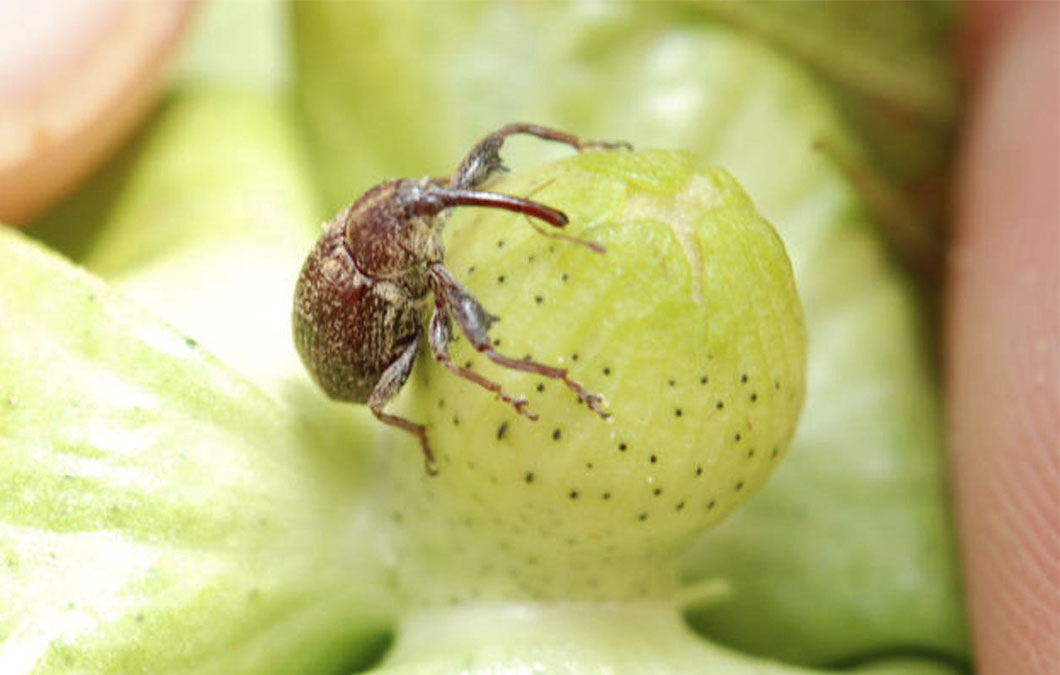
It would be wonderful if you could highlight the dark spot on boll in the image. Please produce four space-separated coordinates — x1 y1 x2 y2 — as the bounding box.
774 380 781 391
700 375 708 385
586 462 594 470
675 409 683 417
668 378 676 387
750 393 758 403
716 400 725 410
492 338 501 347
602 492 611 500
747 448 755 458
438 398 445 409
534 295 544 304
603 367 611 376
184 336 198 349
571 353 579 361
740 373 748 384
695 465 703 476
536 383 545 392
528 255 535 262
467 265 476 274
735 481 744 491
638 513 648 522
497 275 506 284
548 245 555 253
653 488 662 496
734 433 742 442
525 472 535 484
707 499 716 510
497 422 509 440
676 501 686 511
552 428 562 440
771 446 779 459
649 454 658 464
497 240 505 248
453 415 460 427
561 272 569 282
618 442 628 452
464 360 473 369
569 490 579 500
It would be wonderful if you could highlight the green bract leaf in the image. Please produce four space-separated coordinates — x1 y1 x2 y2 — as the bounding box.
0 228 387 674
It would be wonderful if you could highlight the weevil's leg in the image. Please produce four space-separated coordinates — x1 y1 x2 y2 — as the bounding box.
429 263 610 420
452 123 632 190
368 330 437 473
428 300 538 421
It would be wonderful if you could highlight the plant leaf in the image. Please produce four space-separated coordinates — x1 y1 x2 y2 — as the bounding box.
0 228 388 674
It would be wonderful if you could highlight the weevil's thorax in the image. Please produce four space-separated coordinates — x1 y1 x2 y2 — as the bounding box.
344 178 446 281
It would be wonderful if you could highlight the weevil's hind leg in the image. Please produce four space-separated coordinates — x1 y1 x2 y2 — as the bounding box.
368 330 437 474
428 300 538 421
452 123 632 190
429 263 610 420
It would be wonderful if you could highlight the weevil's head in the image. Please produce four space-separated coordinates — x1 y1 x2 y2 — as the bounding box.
342 179 447 279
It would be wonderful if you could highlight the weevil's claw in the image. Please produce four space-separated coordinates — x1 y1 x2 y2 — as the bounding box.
583 392 612 420
425 459 439 476
511 396 539 421
557 372 611 420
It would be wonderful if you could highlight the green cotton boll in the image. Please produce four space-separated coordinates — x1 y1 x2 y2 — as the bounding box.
377 149 806 604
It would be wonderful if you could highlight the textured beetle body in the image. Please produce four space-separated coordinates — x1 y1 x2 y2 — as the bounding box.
292 124 626 471
293 206 429 402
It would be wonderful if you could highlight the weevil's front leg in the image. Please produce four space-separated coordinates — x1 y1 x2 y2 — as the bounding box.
368 329 436 473
451 123 631 190
429 263 610 420
427 299 537 421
